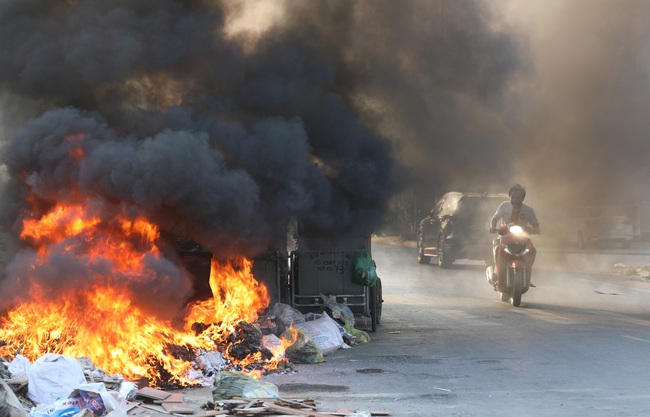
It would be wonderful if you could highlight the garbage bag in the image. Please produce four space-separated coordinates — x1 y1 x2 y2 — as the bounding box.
29 398 81 417
294 314 344 355
267 303 305 327
212 371 278 400
27 354 86 405
282 328 323 364
353 249 377 287
8 355 31 380
344 324 370 344
320 295 355 327
69 383 126 417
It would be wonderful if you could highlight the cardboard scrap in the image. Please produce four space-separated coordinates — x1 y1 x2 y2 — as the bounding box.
136 386 171 401
154 393 185 403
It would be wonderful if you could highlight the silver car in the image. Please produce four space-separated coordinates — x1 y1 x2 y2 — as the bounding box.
416 192 507 267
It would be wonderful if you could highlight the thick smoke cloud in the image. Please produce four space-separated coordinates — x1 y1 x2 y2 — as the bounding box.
0 1 401 254
344 0 524 195
0 0 529 310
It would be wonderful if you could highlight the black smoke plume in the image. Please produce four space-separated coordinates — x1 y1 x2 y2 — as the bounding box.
0 0 521 312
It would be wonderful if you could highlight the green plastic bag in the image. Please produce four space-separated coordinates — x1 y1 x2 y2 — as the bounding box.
212 371 279 400
353 248 378 287
282 328 324 364
344 324 371 344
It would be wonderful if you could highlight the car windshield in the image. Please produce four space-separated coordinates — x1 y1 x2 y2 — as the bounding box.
457 196 504 224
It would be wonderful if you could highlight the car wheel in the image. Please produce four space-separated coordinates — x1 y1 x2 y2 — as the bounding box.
417 229 431 264
437 233 452 268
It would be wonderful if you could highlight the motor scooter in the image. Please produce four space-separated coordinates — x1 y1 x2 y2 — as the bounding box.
486 223 535 306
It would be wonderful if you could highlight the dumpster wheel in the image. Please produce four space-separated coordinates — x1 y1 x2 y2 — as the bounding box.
370 278 383 332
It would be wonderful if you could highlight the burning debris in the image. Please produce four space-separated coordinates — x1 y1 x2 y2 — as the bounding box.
0 301 373 417
0 301 359 390
0 192 294 389
0 220 279 389
0 165 373 396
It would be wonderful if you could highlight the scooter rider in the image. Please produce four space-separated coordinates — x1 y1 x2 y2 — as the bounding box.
489 184 540 287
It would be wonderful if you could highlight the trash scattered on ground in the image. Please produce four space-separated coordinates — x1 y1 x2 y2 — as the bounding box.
1 302 384 417
1 361 389 417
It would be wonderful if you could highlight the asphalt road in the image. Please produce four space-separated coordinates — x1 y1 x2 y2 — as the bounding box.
262 240 650 416
173 239 650 417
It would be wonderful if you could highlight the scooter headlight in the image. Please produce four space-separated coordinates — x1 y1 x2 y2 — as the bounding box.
509 225 524 235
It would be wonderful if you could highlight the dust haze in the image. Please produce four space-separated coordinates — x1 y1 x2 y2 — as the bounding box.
503 1 650 240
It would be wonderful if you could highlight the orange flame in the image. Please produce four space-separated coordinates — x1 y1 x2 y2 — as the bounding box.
0 198 290 386
185 258 269 335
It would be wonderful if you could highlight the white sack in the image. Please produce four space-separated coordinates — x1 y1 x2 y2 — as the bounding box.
27 354 86 405
294 314 344 355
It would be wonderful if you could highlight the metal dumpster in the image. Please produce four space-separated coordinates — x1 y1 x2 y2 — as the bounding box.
289 234 382 331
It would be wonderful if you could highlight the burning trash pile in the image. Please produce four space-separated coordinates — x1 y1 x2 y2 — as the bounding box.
0 298 369 417
0 115 373 417
0 197 368 385
0 192 370 416
0 237 370 417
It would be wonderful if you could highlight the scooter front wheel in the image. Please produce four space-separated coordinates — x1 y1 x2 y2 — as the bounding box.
511 268 524 306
